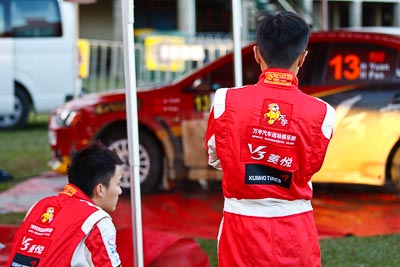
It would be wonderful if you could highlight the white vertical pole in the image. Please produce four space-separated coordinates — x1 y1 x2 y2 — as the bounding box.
74 3 82 97
232 0 243 87
303 0 314 27
349 0 362 28
394 2 400 27
321 0 328 30
178 0 196 36
120 0 144 267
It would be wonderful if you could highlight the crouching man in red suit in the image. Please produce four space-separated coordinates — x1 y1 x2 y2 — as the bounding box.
7 143 123 266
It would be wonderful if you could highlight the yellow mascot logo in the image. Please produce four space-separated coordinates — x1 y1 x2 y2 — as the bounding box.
41 207 55 223
264 103 281 124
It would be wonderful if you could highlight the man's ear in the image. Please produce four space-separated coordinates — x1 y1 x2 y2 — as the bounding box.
253 45 268 70
297 50 308 68
253 45 262 64
94 183 104 198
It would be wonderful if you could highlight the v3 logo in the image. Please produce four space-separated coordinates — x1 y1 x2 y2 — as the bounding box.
248 144 267 160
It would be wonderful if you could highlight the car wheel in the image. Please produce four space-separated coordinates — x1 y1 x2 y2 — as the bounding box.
106 131 163 194
0 86 30 130
388 142 400 192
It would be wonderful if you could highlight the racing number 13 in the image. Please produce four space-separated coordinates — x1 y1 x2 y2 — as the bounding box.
329 54 360 80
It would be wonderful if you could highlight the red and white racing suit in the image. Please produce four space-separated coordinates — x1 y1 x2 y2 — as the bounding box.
7 183 121 267
206 68 335 267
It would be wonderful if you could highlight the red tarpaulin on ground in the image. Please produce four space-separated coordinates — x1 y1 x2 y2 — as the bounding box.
0 225 210 267
112 193 223 239
313 190 400 237
118 227 210 267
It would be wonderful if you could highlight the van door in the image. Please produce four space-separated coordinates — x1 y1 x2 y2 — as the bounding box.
0 0 14 115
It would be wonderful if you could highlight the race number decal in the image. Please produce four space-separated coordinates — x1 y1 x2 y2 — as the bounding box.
194 94 210 112
329 54 360 80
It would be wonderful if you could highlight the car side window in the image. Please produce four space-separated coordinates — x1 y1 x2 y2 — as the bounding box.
209 51 259 90
0 0 9 37
0 3 4 37
11 0 62 37
208 60 235 90
188 50 259 92
298 42 328 86
324 42 397 84
242 51 260 85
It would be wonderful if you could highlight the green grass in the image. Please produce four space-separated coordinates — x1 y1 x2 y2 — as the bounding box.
1 115 400 267
320 234 400 267
0 113 51 193
0 212 25 225
197 235 400 267
196 238 218 266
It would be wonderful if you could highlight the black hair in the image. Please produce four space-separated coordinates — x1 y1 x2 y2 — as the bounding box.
67 142 123 198
256 11 310 69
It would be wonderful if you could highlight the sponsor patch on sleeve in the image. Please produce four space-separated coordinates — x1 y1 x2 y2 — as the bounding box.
245 164 292 189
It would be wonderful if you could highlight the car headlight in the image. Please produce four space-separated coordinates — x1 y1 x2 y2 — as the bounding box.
48 130 57 146
55 110 81 126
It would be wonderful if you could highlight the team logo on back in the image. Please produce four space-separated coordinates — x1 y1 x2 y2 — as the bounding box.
261 100 293 128
264 103 281 124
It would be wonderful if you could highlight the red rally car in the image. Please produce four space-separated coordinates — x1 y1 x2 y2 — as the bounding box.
49 30 400 194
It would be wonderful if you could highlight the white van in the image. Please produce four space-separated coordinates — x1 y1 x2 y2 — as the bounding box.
0 0 77 129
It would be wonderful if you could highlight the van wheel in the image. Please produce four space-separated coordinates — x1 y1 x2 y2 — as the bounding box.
0 86 30 130
387 141 400 192
104 130 163 194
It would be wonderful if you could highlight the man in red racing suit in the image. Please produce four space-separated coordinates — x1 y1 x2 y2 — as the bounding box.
7 143 123 266
206 11 335 267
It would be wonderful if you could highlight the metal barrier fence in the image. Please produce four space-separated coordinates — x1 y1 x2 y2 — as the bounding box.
81 35 254 93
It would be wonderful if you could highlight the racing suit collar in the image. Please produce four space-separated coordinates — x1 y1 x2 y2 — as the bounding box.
60 183 94 203
258 68 298 88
